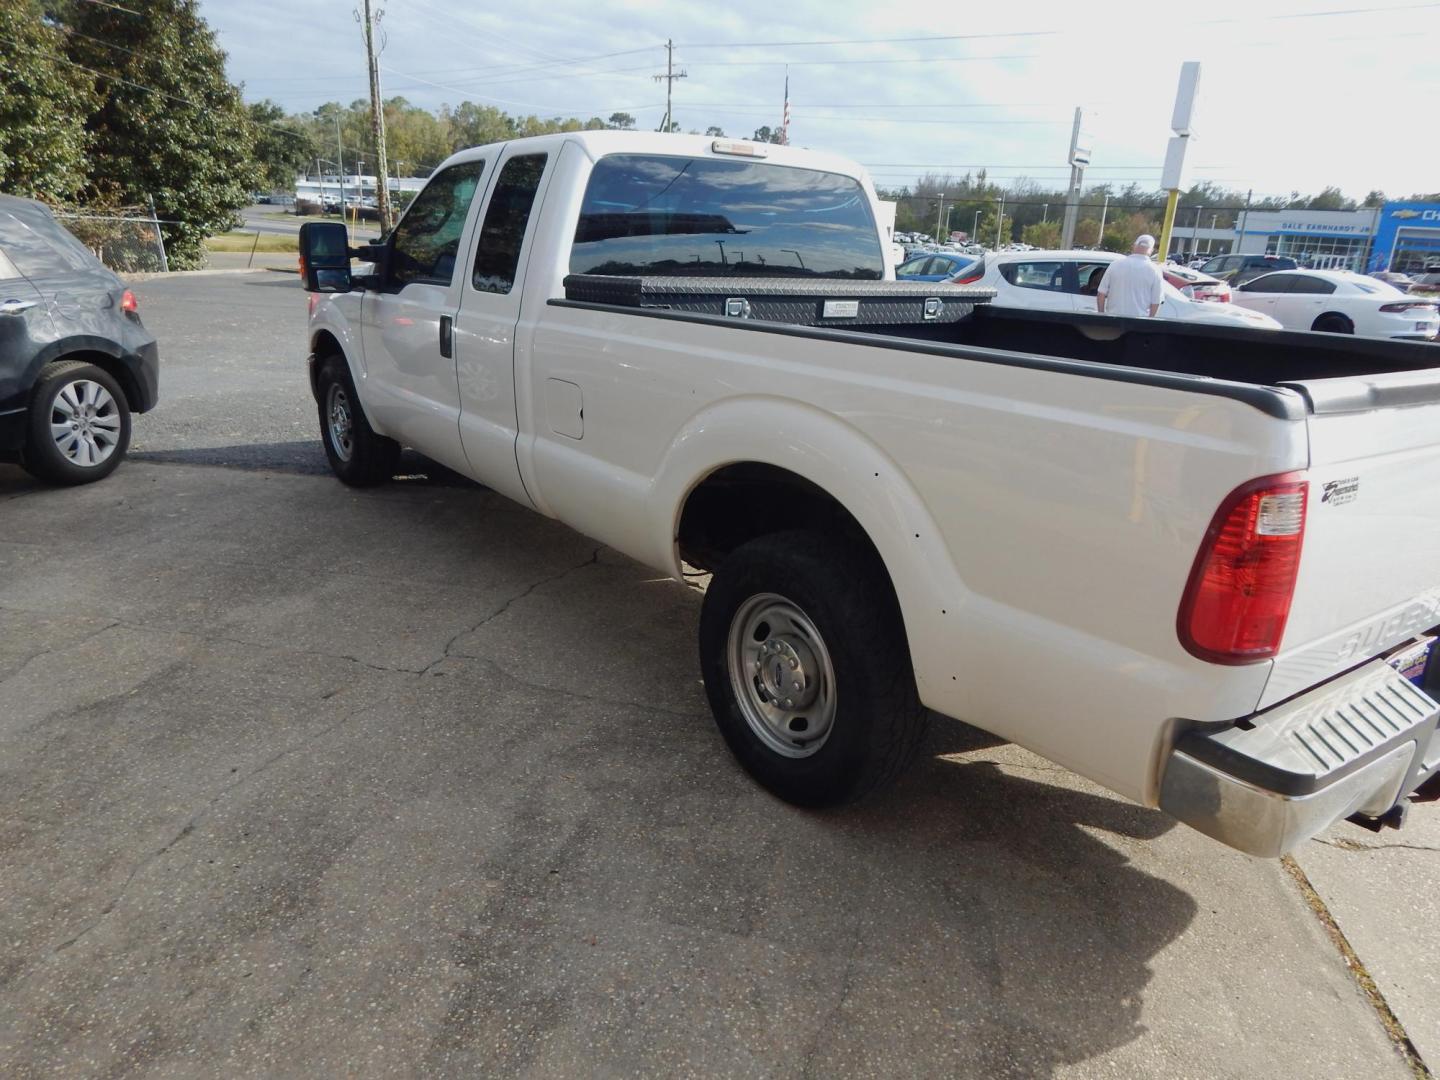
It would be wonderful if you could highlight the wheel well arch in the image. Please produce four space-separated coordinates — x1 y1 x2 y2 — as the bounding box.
44 350 143 412
308 329 345 401
677 461 886 578
1311 311 1354 332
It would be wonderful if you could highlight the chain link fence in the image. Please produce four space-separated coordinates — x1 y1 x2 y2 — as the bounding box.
51 209 170 274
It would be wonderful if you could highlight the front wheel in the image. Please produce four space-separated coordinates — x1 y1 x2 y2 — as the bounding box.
698 530 928 806
315 356 399 486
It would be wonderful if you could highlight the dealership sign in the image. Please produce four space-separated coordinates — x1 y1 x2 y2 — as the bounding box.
1391 208 1440 222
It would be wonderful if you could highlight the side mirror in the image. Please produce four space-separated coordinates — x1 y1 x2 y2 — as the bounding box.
298 221 352 293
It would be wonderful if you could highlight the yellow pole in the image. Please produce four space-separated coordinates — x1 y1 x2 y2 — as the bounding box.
1157 189 1181 265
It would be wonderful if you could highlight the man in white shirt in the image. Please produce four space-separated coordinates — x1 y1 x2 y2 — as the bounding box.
1096 234 1164 318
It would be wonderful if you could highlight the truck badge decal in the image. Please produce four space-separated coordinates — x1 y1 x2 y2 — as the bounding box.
1321 477 1359 506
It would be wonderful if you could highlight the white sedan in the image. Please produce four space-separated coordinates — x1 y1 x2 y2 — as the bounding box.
1228 269 1439 341
955 250 1282 330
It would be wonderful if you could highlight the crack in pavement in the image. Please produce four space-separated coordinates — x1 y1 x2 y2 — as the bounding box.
0 619 123 689
1315 837 1440 854
454 653 705 719
799 912 865 1080
420 546 602 676
50 709 361 956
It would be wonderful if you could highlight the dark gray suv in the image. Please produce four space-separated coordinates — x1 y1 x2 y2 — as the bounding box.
0 195 158 484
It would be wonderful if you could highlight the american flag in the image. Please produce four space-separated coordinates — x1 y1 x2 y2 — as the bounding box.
781 71 790 145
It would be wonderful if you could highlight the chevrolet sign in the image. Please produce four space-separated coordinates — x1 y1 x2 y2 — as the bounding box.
1392 209 1422 219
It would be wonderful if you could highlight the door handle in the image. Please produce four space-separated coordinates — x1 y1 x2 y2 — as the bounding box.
0 298 38 316
439 314 453 359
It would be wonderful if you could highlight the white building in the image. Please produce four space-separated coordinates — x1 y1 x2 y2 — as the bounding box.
293 173 428 207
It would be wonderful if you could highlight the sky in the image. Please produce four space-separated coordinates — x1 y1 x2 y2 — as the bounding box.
203 0 1440 201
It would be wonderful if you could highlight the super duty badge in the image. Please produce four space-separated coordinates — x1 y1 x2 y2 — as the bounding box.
1322 477 1359 506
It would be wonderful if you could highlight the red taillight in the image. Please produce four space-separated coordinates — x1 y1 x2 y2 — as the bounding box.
1178 474 1308 664
1380 302 1438 313
120 289 137 314
953 271 982 285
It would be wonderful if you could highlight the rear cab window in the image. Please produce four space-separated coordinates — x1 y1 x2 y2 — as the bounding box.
473 153 548 295
569 154 884 279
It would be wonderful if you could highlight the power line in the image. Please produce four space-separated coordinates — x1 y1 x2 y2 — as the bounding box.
677 29 1057 49
680 2 1438 50
377 62 654 114
75 0 142 15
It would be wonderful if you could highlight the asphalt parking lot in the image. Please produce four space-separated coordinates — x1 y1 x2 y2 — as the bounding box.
1 271 1435 1078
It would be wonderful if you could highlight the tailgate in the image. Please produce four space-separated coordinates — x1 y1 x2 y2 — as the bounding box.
1262 372 1440 707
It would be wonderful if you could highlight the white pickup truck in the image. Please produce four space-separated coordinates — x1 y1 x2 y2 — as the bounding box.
298 131 1440 857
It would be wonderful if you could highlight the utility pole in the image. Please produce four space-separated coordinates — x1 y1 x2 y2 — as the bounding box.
1096 192 1110 248
358 0 392 232
935 193 946 240
653 40 687 133
1060 106 1090 249
972 209 980 242
995 193 1005 249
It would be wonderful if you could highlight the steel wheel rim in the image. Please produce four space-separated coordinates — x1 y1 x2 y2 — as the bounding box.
726 592 837 759
327 383 354 462
50 379 121 468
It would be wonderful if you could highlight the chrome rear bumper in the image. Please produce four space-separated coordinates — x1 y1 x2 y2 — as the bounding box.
1160 658 1438 857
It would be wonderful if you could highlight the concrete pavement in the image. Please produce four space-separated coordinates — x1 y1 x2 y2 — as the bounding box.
0 272 1431 1077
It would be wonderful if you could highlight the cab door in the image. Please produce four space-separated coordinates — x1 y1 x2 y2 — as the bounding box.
453 150 553 506
358 159 487 475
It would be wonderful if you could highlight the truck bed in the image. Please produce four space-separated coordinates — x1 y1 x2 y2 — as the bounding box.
560 275 1440 416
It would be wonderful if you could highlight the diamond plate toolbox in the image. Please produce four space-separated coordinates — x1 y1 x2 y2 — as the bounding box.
563 274 996 328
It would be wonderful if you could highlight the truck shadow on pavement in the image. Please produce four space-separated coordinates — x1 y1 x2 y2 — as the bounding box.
125 441 473 486
0 456 1196 1078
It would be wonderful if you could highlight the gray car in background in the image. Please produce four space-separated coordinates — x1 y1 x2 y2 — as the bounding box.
0 194 158 484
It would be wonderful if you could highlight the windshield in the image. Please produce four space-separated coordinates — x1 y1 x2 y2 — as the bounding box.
570 154 885 279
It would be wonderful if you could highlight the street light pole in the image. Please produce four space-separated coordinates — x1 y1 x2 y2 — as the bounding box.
935 193 946 241
995 193 1005 249
972 209 980 242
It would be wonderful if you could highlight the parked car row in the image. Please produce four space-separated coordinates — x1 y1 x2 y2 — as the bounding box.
951 250 1282 330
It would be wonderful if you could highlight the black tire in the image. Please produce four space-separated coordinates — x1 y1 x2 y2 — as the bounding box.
21 360 131 486
1312 313 1354 335
698 530 928 806
315 355 399 486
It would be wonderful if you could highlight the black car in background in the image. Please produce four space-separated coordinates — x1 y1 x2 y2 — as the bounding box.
1199 253 1300 286
0 195 158 484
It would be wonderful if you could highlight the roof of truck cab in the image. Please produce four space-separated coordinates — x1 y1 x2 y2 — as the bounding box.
434 131 874 189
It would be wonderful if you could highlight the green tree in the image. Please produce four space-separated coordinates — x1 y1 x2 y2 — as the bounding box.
382 97 450 173
1022 220 1061 249
606 111 636 130
751 125 783 144
445 102 516 151
62 0 259 268
704 126 725 137
1362 189 1387 208
247 99 314 191
0 1 96 201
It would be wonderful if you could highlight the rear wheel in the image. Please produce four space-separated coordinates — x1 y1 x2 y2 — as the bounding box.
315 355 399 486
1312 313 1354 334
698 530 928 806
21 360 130 485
